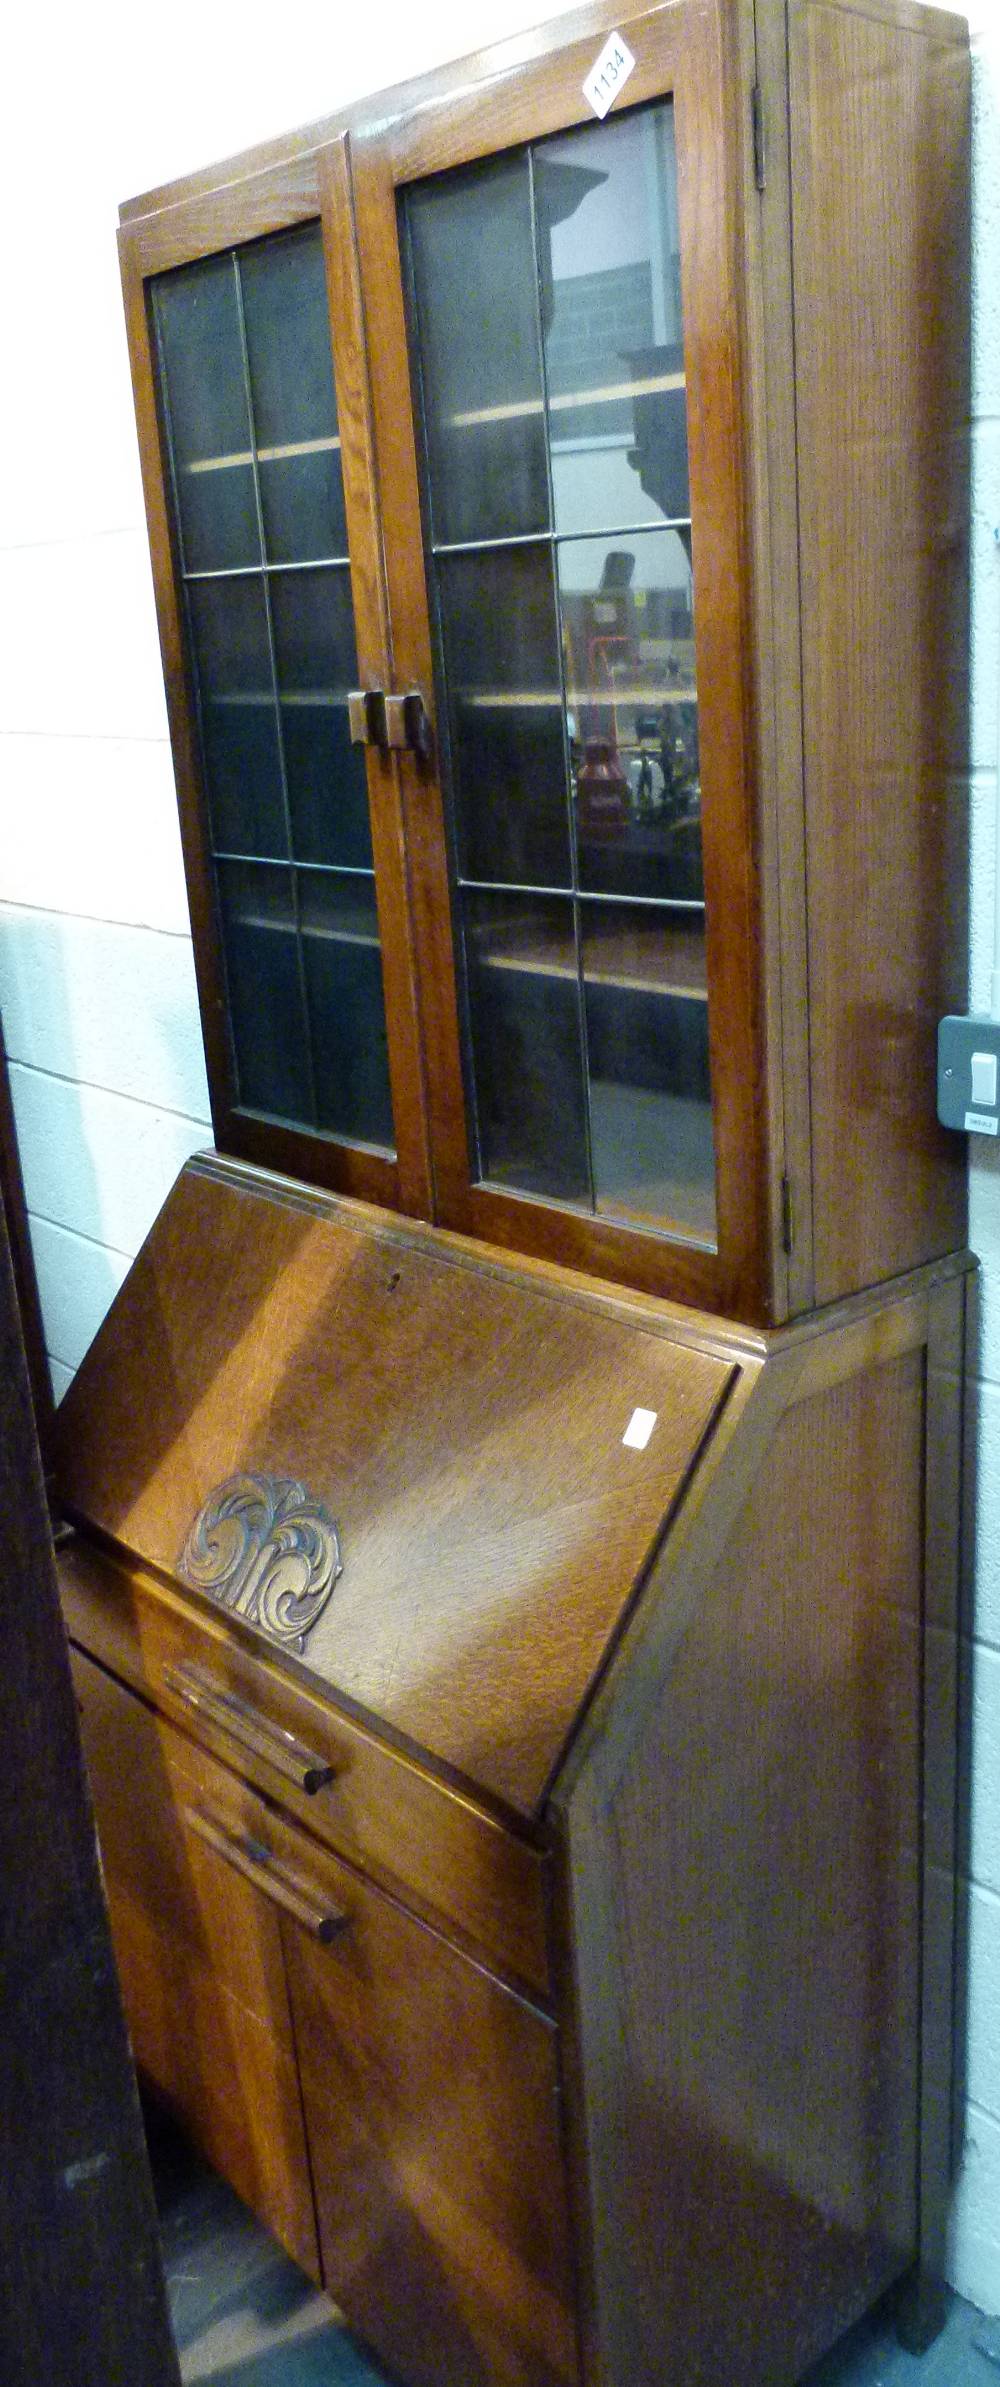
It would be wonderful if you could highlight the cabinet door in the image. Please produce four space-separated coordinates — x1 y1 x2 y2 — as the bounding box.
351 0 767 1315
71 1646 321 2279
119 149 431 1215
282 1837 577 2387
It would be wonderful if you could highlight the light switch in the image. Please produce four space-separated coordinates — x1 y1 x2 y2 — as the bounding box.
971 1050 998 1108
938 1015 1000 1131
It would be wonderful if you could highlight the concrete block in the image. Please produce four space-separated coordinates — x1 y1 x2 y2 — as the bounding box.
8 1061 209 1258
948 2095 1000 2316
959 1638 1000 1897
29 1214 131 1373
966 1882 1000 2119
0 906 211 1122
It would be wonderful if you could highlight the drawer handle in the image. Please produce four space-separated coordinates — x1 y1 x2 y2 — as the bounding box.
182 1804 348 1943
164 1662 336 1795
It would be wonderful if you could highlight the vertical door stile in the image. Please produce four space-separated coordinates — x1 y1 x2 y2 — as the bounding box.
669 0 769 1314
346 124 477 1225
319 135 435 1219
117 232 235 1132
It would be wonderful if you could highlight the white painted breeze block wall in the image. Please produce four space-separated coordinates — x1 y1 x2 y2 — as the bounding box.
950 2 1000 2312
2 0 998 2319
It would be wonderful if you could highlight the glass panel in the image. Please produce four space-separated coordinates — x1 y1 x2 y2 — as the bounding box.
405 154 549 545
581 901 715 1238
153 228 394 1169
240 224 348 564
258 449 348 565
216 861 312 1122
240 226 337 446
538 105 687 536
405 96 708 1246
463 891 588 1202
187 579 286 859
560 526 700 900
299 872 394 1148
269 568 371 868
152 256 259 572
439 546 570 888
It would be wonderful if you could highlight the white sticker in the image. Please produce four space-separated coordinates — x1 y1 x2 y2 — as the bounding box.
623 1406 657 1451
965 1109 999 1135
583 30 636 119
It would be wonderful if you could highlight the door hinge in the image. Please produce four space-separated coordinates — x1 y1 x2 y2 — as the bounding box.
752 82 767 192
780 1173 795 1256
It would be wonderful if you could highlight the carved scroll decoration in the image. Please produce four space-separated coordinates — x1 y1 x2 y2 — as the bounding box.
178 1473 342 1652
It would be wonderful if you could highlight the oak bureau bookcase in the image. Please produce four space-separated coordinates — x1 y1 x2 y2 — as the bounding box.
55 3 971 2384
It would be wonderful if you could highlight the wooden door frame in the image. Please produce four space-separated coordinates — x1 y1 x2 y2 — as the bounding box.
349 0 775 1319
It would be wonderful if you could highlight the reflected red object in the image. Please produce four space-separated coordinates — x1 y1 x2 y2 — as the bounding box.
575 740 629 839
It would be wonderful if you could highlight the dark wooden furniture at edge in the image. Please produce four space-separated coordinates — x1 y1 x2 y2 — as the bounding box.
51 5 971 2387
0 1206 180 2387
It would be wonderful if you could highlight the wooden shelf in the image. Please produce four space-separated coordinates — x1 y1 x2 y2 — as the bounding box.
446 370 686 431
480 926 707 1001
459 686 697 710
223 910 379 949
209 690 347 707
185 435 342 475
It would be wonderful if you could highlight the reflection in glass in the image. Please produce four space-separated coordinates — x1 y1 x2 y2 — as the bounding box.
241 224 348 565
405 154 549 546
187 579 286 858
258 450 348 564
438 546 569 888
402 94 714 1243
299 873 393 1147
581 900 715 1238
270 568 370 868
240 227 337 446
152 256 259 572
152 222 395 1161
464 892 589 1202
216 861 312 1121
559 526 701 901
538 105 687 535
153 253 250 465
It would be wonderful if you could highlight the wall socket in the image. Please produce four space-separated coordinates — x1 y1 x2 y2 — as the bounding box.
938 1015 1000 1135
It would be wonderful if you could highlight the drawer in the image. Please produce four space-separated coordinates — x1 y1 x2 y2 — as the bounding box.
60 1533 550 1997
72 1646 320 2279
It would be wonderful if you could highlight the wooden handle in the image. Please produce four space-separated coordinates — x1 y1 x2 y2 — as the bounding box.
164 1662 336 1795
182 1804 348 1943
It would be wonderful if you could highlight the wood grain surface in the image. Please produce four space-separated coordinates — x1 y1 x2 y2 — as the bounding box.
59 1532 554 1996
559 1338 929 2385
789 0 970 1303
55 1158 735 1817
286 1840 577 2387
73 1645 322 2279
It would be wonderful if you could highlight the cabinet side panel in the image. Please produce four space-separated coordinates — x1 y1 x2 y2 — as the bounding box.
563 1349 927 2385
789 4 969 1304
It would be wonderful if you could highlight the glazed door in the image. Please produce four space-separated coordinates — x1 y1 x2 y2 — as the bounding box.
350 0 767 1313
119 148 432 1214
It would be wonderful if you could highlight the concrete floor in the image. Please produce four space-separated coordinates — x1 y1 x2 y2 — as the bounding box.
150 2113 1000 2387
